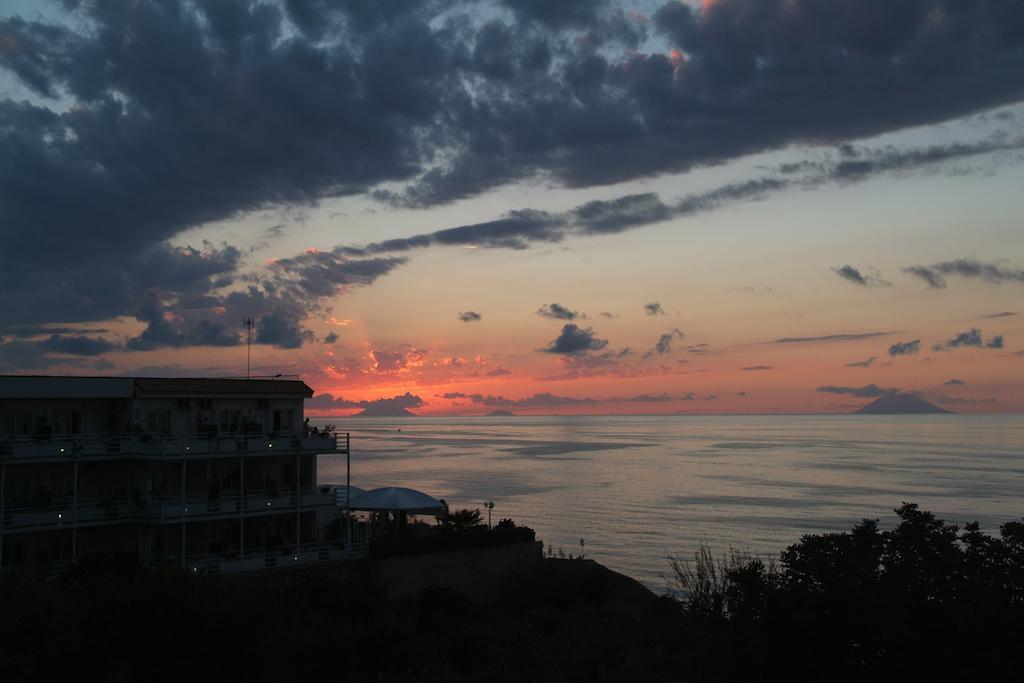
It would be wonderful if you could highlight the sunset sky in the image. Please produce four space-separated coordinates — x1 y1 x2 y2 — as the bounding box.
1 0 1023 414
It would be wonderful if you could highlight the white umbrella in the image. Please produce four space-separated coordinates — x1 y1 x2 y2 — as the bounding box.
348 486 447 515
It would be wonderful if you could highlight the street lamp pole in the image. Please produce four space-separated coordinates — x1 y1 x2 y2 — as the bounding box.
484 499 494 529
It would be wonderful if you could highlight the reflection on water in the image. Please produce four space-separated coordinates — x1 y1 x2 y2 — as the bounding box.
314 415 1024 589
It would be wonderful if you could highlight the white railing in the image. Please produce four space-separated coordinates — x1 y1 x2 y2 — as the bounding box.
0 431 348 461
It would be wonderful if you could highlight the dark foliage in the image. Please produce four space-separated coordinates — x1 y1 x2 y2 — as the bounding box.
2 504 1023 681
668 503 1024 681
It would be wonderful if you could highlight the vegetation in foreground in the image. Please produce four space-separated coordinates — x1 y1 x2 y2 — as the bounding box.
2 503 1023 682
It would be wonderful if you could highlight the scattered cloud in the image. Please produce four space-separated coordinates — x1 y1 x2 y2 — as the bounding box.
846 356 878 368
771 332 894 344
306 392 425 411
644 302 666 316
888 340 921 357
932 328 1004 351
539 324 609 355
904 259 1024 289
644 328 685 359
741 365 774 371
485 366 512 376
831 265 891 287
458 311 482 323
323 332 339 344
944 379 966 385
816 384 901 398
984 312 1017 319
537 303 581 320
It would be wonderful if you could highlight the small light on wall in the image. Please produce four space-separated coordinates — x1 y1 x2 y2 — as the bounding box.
57 513 63 520
59 448 65 453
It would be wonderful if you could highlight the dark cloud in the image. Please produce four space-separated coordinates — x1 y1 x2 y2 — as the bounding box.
599 311 618 319
572 193 673 234
846 356 877 368
323 332 339 344
254 311 313 350
485 366 512 376
831 265 891 288
741 365 773 371
607 393 675 404
944 379 966 385
904 259 1024 289
817 384 901 398
644 302 666 316
536 303 581 320
269 252 407 299
984 312 1017 318
539 324 608 355
830 139 1021 181
0 339 87 370
5 0 1024 343
94 358 115 371
38 334 119 356
771 332 894 344
932 328 1004 351
644 328 684 359
124 291 241 351
305 392 424 410
903 266 947 289
458 311 482 323
888 339 921 356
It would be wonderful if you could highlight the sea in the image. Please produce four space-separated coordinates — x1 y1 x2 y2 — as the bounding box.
313 414 1024 590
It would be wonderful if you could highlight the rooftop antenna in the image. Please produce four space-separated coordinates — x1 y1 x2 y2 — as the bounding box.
243 316 255 379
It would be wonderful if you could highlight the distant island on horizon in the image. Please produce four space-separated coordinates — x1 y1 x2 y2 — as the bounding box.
856 394 953 415
485 410 516 417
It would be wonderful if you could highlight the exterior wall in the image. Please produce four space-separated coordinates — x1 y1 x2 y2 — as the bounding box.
0 381 345 576
0 398 128 438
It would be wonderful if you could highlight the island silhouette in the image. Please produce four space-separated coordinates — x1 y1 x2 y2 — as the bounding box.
856 393 953 414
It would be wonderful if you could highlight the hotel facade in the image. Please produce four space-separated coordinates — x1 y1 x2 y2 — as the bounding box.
0 375 356 575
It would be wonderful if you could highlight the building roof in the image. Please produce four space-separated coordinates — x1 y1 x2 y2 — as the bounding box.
0 375 314 399
133 378 313 398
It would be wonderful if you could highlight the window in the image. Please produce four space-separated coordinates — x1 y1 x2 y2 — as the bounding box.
145 410 172 434
218 410 241 433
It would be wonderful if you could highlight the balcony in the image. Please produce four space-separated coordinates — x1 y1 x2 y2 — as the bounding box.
164 540 369 575
0 431 349 462
1 486 341 531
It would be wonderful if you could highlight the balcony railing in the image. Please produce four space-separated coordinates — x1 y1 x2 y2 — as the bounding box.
0 431 349 461
0 541 369 578
1 486 342 530
164 540 369 575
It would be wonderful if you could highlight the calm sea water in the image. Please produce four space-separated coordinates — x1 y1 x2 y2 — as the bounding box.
314 415 1024 590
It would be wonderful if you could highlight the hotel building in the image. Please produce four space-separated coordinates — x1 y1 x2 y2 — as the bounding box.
0 375 356 575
